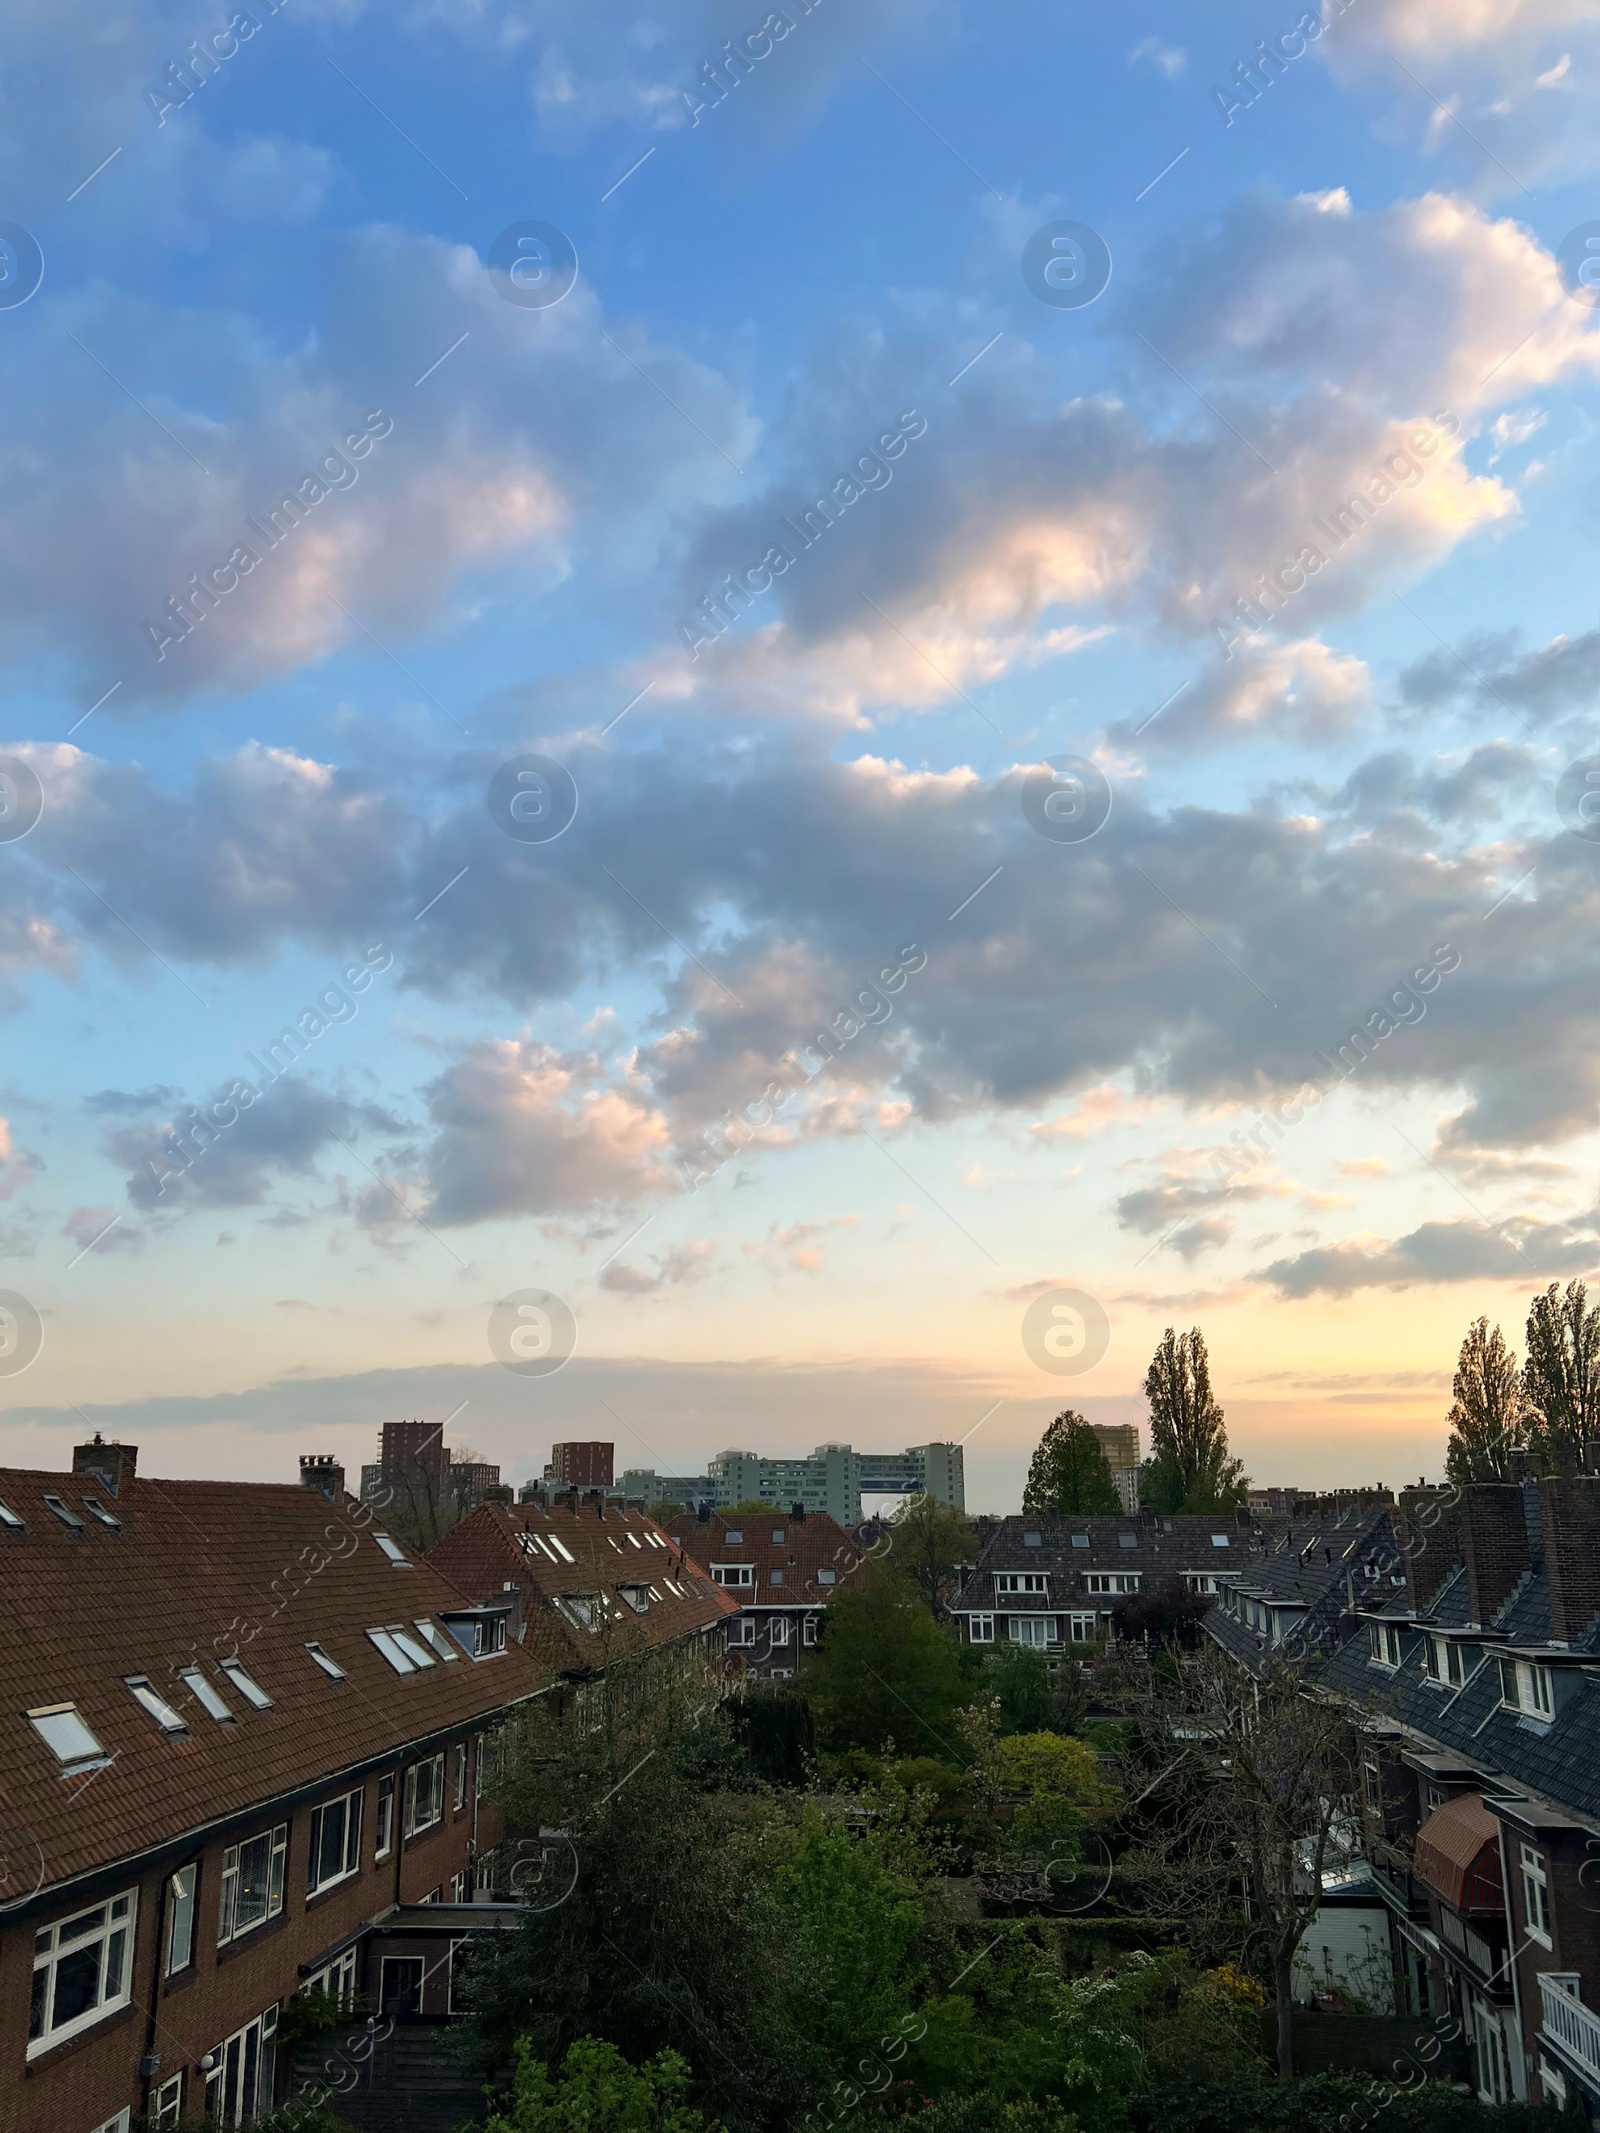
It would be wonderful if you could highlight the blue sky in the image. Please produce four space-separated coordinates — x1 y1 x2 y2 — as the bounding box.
2 0 1600 1508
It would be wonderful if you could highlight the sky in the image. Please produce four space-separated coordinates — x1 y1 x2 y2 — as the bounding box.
1 0 1599 1511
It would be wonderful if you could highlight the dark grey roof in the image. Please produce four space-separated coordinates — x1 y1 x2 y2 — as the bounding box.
952 1509 1254 1613
1312 1481 1600 1825
1204 1502 1404 1679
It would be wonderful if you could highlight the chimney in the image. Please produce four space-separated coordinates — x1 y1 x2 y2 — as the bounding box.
791 1501 807 1523
72 1435 137 1499
1400 1487 1461 1613
298 1454 345 1504
1538 1475 1600 1644
1462 1483 1530 1628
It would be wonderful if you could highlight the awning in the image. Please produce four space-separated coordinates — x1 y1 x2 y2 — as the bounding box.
1413 1793 1505 1914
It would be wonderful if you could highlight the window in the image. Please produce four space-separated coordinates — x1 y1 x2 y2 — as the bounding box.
82 1498 121 1530
404 1753 445 1837
771 1528 785 1544
29 1890 136 2055
1425 1636 1465 1688
218 1824 287 1944
178 1667 233 1721
308 1789 363 1895
1023 1531 1043 1547
205 2004 277 2127
43 1494 84 1532
1527 1664 1555 1719
969 1613 995 1643
1010 1617 1055 1647
452 1743 468 1811
712 1564 755 1587
1182 1572 1220 1594
451 1869 468 1902
1369 1622 1403 1669
1501 1658 1555 1718
547 1534 576 1563
453 1611 508 1657
1070 1533 1089 1549
769 1615 791 1647
803 1614 818 1647
150 2073 183 2130
374 1532 410 1565
994 1572 1048 1595
1069 1612 1098 1642
816 1569 836 1586
1211 1533 1231 1547
306 1642 346 1680
1521 1842 1551 1945
1117 1532 1139 1549
769 1569 785 1586
627 1531 643 1549
28 1702 108 1772
375 1775 396 1860
388 1625 437 1668
476 1732 499 1802
412 1619 460 1663
727 1615 756 1647
369 1626 419 1673
217 1658 271 1709
0 1499 21 1529
126 1676 187 1735
165 1864 197 1976
91 2115 131 2133
725 1529 744 1545
305 1946 358 2009
1084 1572 1140 1594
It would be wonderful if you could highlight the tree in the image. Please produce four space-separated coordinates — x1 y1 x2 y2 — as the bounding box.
1114 1651 1360 2079
484 2038 723 2133
1023 1410 1121 1516
888 1493 981 1618
1523 1280 1600 1470
1142 1329 1246 1513
806 1569 974 1756
1444 1317 1527 1484
1109 1576 1211 1650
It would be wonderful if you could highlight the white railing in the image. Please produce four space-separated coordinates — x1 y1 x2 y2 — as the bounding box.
1539 1973 1600 2080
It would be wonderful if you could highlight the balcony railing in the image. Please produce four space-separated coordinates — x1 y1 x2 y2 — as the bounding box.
1539 1973 1600 2086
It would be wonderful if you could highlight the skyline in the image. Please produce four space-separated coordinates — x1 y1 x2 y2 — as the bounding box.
2 1 1599 1509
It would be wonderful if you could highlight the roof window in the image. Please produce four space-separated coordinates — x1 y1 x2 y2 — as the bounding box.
368 1627 418 1674
29 1704 108 1772
306 1644 346 1680
218 1659 272 1709
1117 1532 1139 1549
82 1498 121 1530
126 1677 187 1735
177 1667 232 1721
547 1534 576 1564
373 1533 410 1566
412 1619 460 1664
1023 1531 1043 1547
43 1496 84 1533
771 1529 785 1545
1071 1533 1089 1549
1211 1533 1231 1547
725 1530 744 1545
0 1500 20 1530
387 1625 435 1669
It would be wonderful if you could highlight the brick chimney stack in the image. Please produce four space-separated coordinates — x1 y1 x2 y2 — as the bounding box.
1461 1483 1530 1628
299 1454 346 1504
72 1434 137 1498
1538 1475 1600 1644
1400 1486 1462 1613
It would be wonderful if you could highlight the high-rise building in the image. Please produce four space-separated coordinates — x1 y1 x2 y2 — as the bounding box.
1090 1424 1141 1513
546 1441 614 1489
360 1418 499 1509
706 1442 964 1525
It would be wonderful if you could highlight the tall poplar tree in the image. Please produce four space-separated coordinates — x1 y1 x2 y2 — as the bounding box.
1141 1327 1246 1513
1444 1317 1526 1485
1523 1281 1600 1470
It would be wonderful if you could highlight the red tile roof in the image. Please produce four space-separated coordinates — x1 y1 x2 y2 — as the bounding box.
659 1510 857 1607
427 1499 738 1668
0 1466 548 1906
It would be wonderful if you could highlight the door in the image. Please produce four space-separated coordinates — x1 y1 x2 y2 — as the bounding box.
380 1957 424 2017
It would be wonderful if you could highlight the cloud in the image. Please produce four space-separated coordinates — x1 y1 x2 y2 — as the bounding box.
83 1086 182 1116
599 1241 718 1293
63 1205 144 1256
108 1081 390 1211
744 1215 859 1274
1129 35 1186 77
0 1119 35 1203
1259 1210 1600 1294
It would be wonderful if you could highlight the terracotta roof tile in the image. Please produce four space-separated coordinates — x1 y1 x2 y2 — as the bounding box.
659 1510 858 1606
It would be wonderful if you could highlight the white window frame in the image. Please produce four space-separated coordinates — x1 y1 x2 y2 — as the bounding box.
404 1753 445 1838
1084 1572 1141 1595
969 1613 994 1643
1521 1841 1552 1947
165 1863 197 1976
217 1823 287 1945
1370 1622 1403 1670
205 2003 278 2128
27 1701 109 1773
28 1889 137 2058
150 2072 184 2129
769 1614 791 1648
802 1614 818 1647
727 1615 756 1647
711 1563 755 1588
1069 1612 1099 1642
91 2115 131 2133
1009 1616 1055 1647
451 1742 468 1810
375 1773 396 1859
217 1658 272 1710
993 1572 1048 1596
307 1787 364 1896
304 1946 358 2008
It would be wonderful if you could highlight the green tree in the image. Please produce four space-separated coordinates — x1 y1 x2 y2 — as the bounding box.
1141 1329 1246 1513
1445 1317 1527 1484
1523 1280 1600 1469
767 1806 927 2064
889 1493 982 1618
1022 1410 1121 1516
484 2039 722 2133
807 1570 974 1756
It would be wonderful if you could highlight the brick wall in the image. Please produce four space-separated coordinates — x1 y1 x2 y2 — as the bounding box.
1461 1484 1529 1628
1538 1476 1600 1644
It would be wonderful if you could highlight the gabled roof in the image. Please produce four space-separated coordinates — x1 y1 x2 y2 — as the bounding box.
659 1510 856 1604
1205 1503 1401 1678
430 1499 737 1666
0 1466 548 1908
951 1510 1255 1614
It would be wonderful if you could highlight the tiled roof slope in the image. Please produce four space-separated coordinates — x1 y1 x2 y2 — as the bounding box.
1205 1502 1403 1677
1314 1483 1600 1823
952 1509 1255 1612
659 1510 857 1604
0 1467 548 1906
429 1499 738 1668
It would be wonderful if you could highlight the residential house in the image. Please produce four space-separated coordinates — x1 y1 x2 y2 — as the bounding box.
659 1508 857 1680
950 1508 1254 1652
0 1441 546 2133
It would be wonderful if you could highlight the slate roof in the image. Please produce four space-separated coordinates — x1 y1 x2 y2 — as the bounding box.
951 1509 1255 1615
659 1509 857 1607
1313 1482 1600 1825
1204 1501 1404 1678
0 1465 548 1909
428 1498 737 1667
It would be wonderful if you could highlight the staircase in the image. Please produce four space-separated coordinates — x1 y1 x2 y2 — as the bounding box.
289 2022 488 2133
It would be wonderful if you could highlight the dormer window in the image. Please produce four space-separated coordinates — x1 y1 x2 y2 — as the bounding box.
1368 1623 1403 1669
1424 1636 1465 1689
1500 1658 1555 1720
994 1572 1049 1595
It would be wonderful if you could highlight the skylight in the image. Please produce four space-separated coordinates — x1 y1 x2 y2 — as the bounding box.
306 1644 346 1680
388 1626 435 1668
29 1704 108 1771
126 1677 186 1734
547 1535 576 1563
725 1530 744 1545
42 1496 84 1533
412 1619 459 1663
1211 1533 1231 1548
82 1498 121 1530
373 1533 410 1566
178 1668 233 1721
627 1532 643 1549
217 1659 272 1710
0 1501 22 1530
368 1627 416 1674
